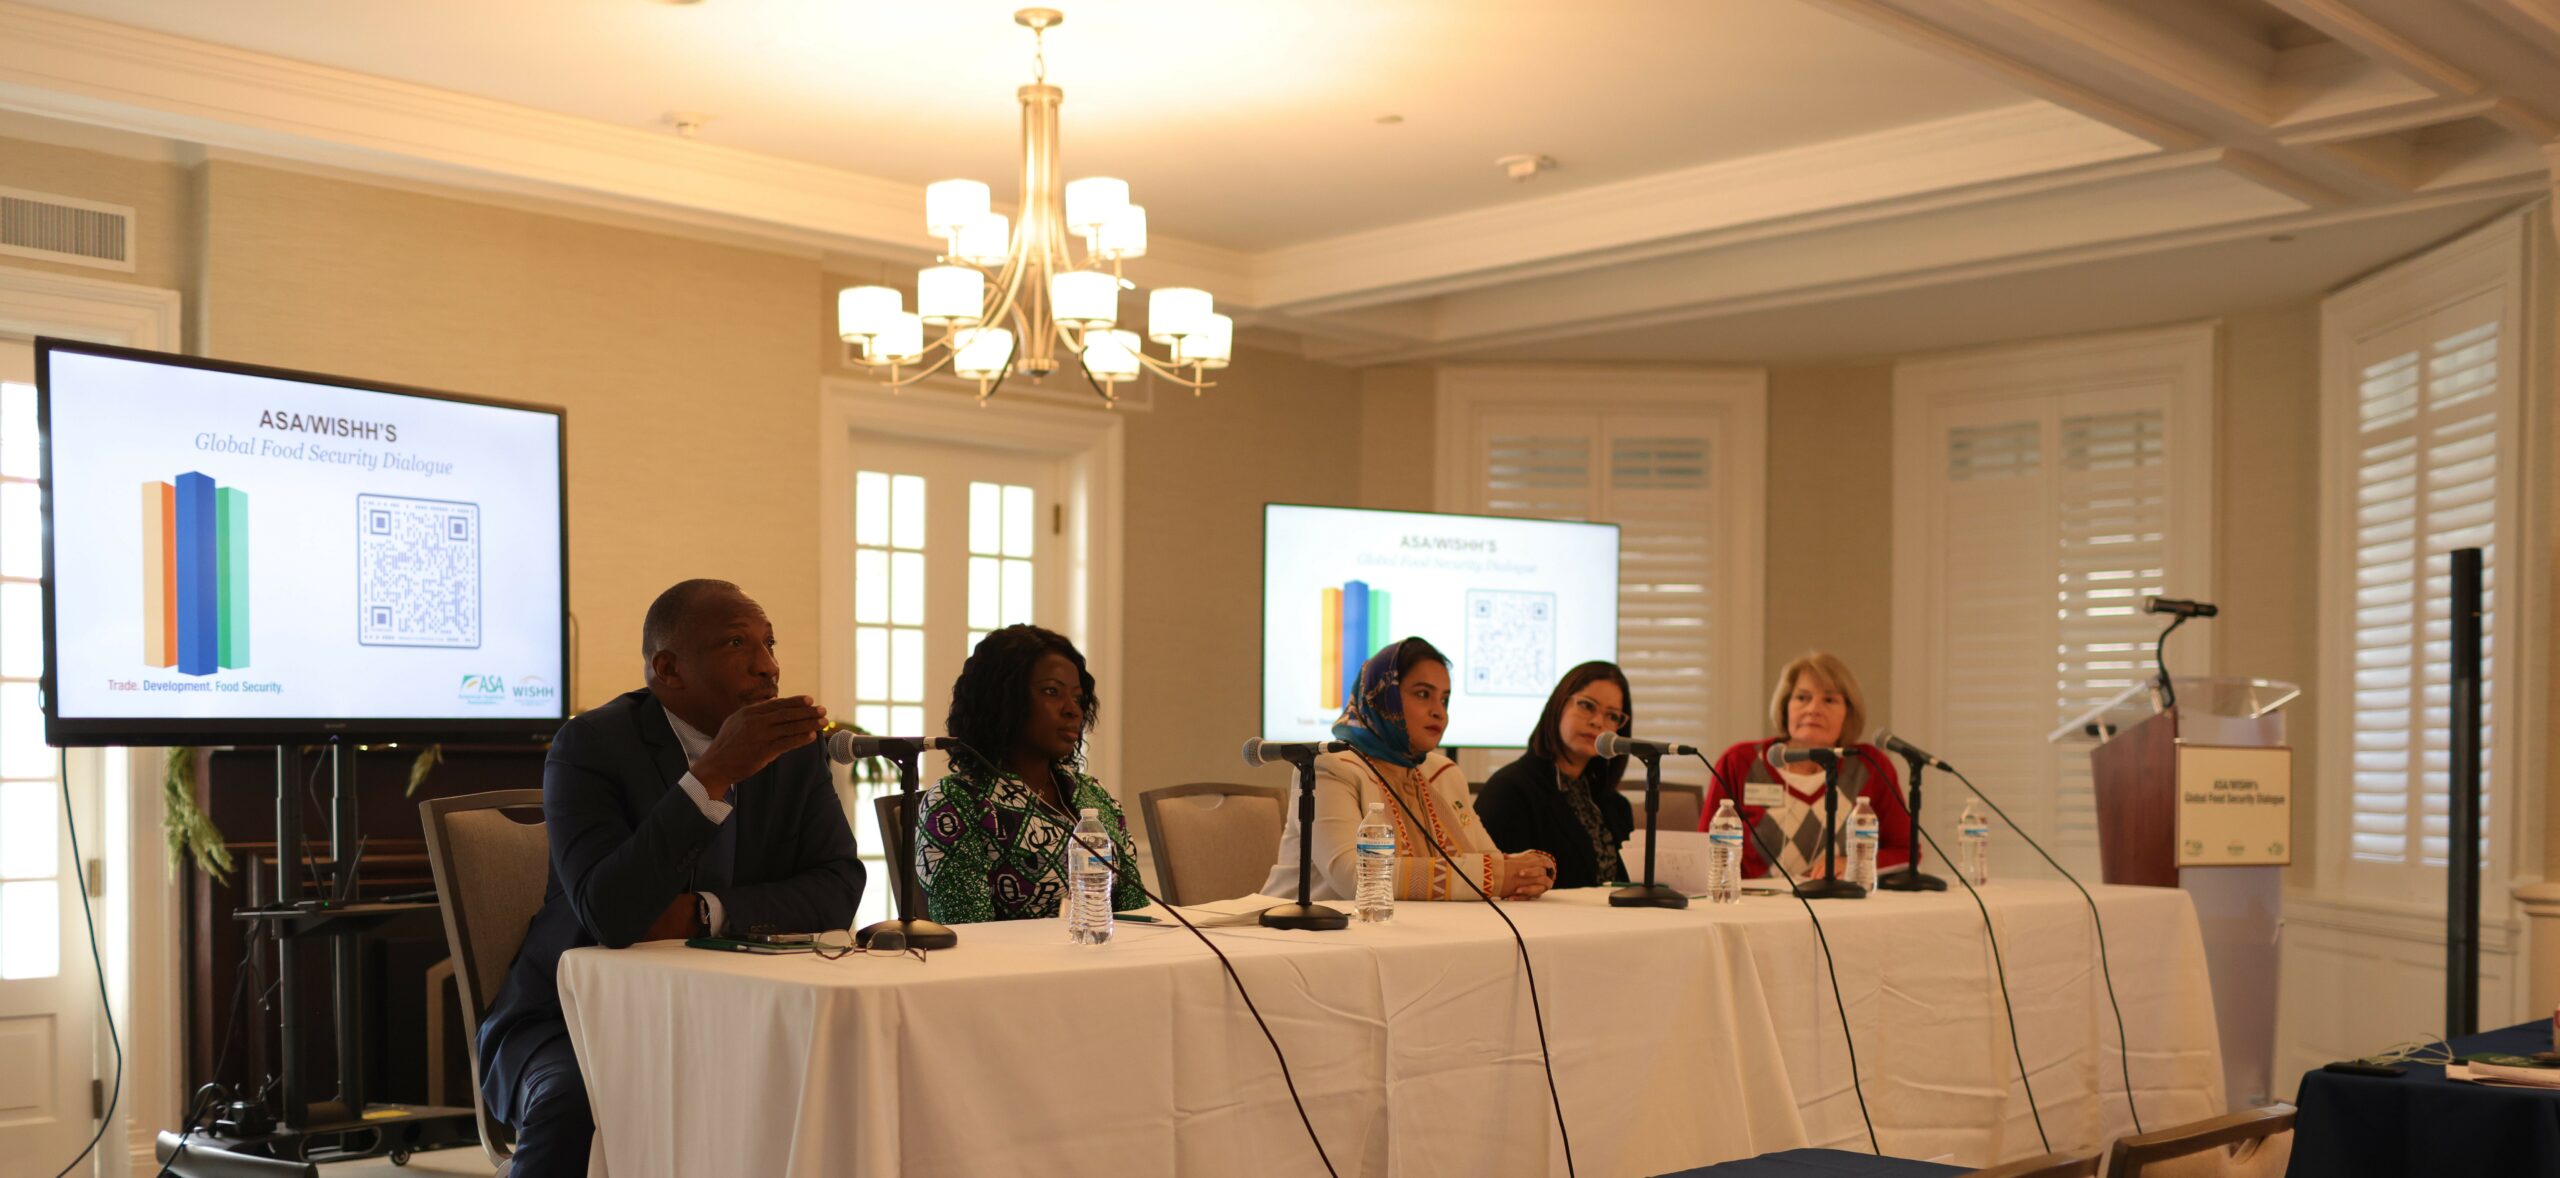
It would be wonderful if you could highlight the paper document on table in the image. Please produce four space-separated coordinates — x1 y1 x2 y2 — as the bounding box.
2450 1061 2560 1088
1124 894 1286 928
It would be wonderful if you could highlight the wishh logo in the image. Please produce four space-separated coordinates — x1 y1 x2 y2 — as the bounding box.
141 472 248 677
1317 580 1393 709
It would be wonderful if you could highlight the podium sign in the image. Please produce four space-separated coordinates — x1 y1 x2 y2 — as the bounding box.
2174 743 2292 867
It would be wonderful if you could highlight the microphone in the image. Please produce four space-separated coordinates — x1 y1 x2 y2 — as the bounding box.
1778 745 1851 765
1241 738 1349 767
1593 732 1701 759
825 729 958 763
2143 596 2218 618
1870 730 1950 770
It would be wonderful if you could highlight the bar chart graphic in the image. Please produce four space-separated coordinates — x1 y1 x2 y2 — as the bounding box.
1317 580 1394 710
140 472 249 676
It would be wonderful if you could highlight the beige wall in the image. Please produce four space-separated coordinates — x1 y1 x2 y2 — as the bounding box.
1115 346 1364 792
1761 365 1896 731
194 160 825 709
0 134 198 312
1357 365 1437 512
2211 303 2324 887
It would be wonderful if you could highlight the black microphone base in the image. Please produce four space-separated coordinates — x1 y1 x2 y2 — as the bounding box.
1875 870 1947 892
1259 901 1350 931
856 917 958 950
1608 882 1689 908
1794 877 1868 901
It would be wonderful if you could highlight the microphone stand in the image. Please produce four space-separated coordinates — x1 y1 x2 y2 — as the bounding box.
1261 749 1350 931
1873 750 1946 892
855 746 958 950
1609 747 1686 908
1795 750 1865 901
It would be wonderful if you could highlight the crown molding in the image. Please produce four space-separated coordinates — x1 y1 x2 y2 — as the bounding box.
1251 102 2158 312
0 2 1255 295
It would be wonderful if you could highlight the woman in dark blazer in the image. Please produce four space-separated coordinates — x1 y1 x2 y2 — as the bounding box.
1475 661 1637 889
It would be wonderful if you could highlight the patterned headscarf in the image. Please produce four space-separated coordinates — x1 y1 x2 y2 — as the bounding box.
1333 638 1436 769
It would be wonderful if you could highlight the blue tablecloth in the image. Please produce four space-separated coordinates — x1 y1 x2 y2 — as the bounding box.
2287 1020 2560 1176
1653 1148 1966 1178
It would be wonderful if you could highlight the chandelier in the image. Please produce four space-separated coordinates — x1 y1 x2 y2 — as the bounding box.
835 8 1231 406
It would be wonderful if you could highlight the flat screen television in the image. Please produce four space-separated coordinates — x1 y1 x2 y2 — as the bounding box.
37 340 568 745
1261 503 1619 748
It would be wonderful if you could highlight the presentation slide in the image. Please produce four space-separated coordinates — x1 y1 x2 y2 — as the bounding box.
1262 504 1618 747
43 347 565 733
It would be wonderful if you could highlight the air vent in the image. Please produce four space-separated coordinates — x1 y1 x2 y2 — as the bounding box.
0 186 135 272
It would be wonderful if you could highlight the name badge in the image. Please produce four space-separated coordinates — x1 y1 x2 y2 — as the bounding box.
1744 782 1785 808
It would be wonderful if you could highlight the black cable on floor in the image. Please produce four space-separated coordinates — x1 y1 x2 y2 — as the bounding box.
52 748 123 1178
1350 749 1578 1178
1912 823 2050 1152
1945 764 2144 1134
1691 751 1881 1155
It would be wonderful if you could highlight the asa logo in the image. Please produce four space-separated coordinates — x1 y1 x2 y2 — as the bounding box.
510 674 557 704
458 674 507 705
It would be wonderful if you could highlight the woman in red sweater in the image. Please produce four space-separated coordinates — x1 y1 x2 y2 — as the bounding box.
1699 651 1910 881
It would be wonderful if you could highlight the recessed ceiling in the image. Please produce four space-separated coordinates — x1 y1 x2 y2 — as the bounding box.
11 0 2031 249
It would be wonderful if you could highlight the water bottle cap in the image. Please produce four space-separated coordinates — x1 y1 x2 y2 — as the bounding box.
1080 807 1100 818
1367 800 1384 813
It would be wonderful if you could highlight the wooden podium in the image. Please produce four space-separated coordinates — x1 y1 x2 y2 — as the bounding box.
2069 677 2297 1110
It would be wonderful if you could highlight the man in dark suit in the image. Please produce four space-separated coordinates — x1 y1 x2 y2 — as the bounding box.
478 579 864 1177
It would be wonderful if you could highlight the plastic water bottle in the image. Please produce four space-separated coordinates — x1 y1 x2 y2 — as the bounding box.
1847 796 1880 892
1957 801 1991 887
1355 801 1396 922
1067 807 1114 945
1705 799 1744 905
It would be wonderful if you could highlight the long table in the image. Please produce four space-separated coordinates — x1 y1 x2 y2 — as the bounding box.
556 881 2225 1177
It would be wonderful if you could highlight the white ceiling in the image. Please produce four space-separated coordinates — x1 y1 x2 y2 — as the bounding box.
0 0 2552 365
5 0 2030 249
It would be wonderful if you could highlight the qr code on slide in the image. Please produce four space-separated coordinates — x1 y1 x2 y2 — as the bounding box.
1464 589 1556 697
356 494 482 648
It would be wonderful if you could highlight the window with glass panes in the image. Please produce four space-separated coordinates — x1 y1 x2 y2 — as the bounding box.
0 376 59 981
966 482 1034 654
852 471 928 742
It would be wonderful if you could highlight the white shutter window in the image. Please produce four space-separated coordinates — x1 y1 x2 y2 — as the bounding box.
1894 326 2213 882
2052 408 2170 854
1441 368 1766 772
2343 301 2501 877
1608 426 1715 756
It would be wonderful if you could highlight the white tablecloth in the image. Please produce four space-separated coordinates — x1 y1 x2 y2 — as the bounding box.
556 881 2223 1177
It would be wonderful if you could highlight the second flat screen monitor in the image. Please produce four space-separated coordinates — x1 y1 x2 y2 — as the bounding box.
1262 504 1618 748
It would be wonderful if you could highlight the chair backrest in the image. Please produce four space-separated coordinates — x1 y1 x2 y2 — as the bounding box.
419 789 548 1166
1967 1150 2100 1178
872 793 929 919
1622 782 1707 836
2104 1103 2296 1178
1138 783 1287 906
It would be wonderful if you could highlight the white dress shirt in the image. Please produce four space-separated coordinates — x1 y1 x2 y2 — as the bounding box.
666 710 732 935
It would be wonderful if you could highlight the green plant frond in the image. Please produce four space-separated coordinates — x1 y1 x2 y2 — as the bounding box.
161 746 233 884
407 744 446 796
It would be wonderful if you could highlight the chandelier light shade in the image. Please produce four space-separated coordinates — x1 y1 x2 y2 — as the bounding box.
953 327 1016 380
1049 270 1119 327
835 8 1230 404
925 179 992 237
837 285 903 341
1084 329 1142 379
1177 312 1233 369
1095 205 1146 260
918 266 986 325
1147 287 1211 344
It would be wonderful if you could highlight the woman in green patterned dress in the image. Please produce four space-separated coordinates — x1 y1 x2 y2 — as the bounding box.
914 624 1146 923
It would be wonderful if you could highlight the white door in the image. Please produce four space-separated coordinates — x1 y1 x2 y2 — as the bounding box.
0 340 103 1174
844 432 1063 927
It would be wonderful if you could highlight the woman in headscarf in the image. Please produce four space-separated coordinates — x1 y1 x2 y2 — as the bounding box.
1261 636 1557 902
